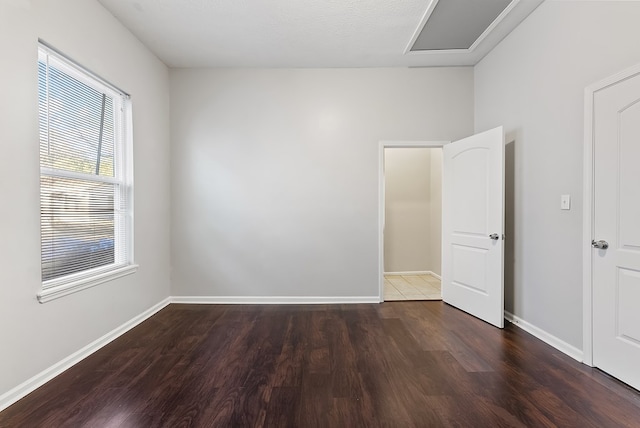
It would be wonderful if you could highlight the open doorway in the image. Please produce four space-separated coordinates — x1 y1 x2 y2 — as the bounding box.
379 129 505 325
379 142 444 301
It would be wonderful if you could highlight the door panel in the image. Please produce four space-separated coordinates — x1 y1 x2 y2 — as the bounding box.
452 244 488 294
618 269 640 345
442 126 504 328
452 148 489 234
593 70 640 391
619 102 640 247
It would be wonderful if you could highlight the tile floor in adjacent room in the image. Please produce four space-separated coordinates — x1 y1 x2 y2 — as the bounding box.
384 273 442 301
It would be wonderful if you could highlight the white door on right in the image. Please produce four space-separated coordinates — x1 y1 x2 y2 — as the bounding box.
593 69 640 391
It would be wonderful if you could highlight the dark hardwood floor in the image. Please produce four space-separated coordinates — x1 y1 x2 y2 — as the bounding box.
2 302 640 427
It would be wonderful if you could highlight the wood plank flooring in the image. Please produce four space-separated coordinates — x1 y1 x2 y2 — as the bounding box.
1 302 640 427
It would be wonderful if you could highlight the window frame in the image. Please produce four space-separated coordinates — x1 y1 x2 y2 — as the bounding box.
37 42 137 303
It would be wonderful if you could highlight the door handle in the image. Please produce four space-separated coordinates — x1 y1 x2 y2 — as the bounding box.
592 240 609 249
489 233 500 240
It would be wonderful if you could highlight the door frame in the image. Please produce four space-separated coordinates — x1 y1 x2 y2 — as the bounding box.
378 140 449 302
582 62 640 366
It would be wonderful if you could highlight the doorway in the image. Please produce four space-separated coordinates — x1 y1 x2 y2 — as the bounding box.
379 141 446 302
378 128 505 328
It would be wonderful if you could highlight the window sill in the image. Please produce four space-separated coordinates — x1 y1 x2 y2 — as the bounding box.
37 264 138 303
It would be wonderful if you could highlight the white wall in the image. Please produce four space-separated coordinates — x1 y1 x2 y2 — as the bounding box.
384 148 432 273
474 0 640 349
0 0 171 400
170 68 473 298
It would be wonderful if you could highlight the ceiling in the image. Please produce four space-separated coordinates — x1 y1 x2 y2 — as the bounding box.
97 0 544 68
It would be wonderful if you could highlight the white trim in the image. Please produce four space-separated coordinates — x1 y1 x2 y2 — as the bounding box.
379 140 449 148
0 297 170 413
384 270 430 275
378 141 385 303
467 0 520 52
38 40 129 98
378 140 448 304
170 296 381 305
40 167 121 185
428 272 442 280
38 264 138 303
384 270 440 277
582 62 640 367
583 79 595 366
124 98 135 279
404 0 440 54
505 311 583 362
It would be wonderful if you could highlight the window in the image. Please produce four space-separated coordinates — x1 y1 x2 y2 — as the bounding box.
37 43 135 302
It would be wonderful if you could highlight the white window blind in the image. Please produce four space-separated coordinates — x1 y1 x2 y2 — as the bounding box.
38 44 134 296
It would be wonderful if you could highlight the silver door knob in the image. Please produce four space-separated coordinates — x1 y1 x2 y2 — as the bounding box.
592 240 609 249
489 233 500 240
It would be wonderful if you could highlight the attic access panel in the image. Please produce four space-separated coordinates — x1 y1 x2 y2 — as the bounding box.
411 0 513 51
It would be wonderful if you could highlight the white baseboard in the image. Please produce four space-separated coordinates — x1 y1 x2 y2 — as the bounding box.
171 296 381 305
0 297 171 413
385 271 428 276
384 271 441 280
504 311 583 362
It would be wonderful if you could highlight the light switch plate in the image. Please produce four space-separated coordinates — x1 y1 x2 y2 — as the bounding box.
561 194 571 210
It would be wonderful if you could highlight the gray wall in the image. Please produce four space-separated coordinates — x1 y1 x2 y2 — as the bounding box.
0 0 171 398
170 68 473 298
474 0 640 349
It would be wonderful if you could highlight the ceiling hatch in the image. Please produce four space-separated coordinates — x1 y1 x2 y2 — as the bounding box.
409 0 515 52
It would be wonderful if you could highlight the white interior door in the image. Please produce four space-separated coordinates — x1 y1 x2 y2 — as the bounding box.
442 126 504 328
592 70 640 391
